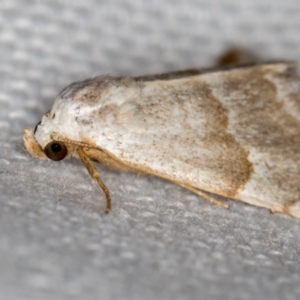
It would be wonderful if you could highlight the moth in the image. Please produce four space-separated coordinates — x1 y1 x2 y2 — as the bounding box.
24 61 300 217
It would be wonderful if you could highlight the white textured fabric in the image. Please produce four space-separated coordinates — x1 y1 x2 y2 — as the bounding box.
1 1 300 299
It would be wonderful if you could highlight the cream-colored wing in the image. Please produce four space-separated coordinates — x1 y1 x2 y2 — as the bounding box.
49 63 300 216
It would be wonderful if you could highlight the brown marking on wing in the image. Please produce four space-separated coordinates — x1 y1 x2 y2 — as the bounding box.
191 82 254 197
213 65 300 214
216 65 300 152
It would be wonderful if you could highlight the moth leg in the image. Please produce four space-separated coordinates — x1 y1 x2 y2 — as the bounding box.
77 147 111 214
179 183 229 209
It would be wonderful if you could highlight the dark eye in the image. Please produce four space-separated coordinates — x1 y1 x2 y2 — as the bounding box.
44 141 67 161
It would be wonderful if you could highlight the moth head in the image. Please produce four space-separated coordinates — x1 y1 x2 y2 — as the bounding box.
23 113 71 161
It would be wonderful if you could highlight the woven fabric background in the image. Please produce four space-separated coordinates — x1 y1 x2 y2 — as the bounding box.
1 1 300 299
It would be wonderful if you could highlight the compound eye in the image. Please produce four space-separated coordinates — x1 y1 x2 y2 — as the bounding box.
44 141 67 161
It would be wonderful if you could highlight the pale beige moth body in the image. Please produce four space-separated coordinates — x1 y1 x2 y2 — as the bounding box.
24 62 300 217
